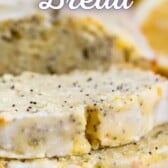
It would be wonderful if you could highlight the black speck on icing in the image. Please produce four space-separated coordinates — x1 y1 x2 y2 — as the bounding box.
10 85 15 90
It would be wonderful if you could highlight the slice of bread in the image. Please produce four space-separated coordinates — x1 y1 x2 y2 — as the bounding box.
0 67 167 158
0 1 154 75
134 0 168 76
0 124 168 167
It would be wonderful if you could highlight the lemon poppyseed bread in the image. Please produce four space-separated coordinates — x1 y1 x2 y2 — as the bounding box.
0 124 168 168
0 1 155 75
134 0 168 76
0 67 167 158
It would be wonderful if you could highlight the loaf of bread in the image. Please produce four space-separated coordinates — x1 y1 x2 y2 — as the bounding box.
0 67 167 158
0 1 154 75
0 123 168 167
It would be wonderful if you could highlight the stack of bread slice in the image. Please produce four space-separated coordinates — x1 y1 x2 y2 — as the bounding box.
0 67 167 167
0 1 168 168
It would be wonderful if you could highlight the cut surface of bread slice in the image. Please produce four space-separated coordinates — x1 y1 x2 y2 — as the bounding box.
135 0 168 76
0 1 155 75
0 124 168 168
0 67 167 158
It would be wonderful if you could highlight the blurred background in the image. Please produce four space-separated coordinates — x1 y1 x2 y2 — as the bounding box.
0 0 168 76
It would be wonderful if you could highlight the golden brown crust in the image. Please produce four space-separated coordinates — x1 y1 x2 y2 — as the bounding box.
0 117 8 127
0 163 5 168
131 161 144 168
